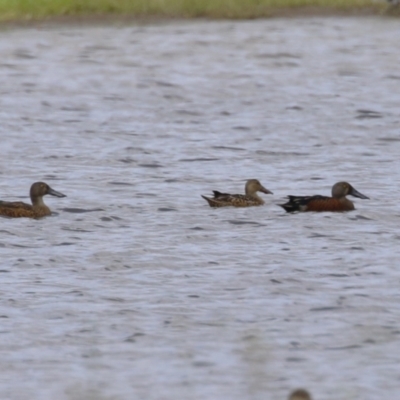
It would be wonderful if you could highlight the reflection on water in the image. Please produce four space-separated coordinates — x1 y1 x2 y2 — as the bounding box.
0 17 400 400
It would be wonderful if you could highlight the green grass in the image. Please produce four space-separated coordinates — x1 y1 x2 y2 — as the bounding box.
0 0 393 22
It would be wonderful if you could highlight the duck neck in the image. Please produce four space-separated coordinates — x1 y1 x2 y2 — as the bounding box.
31 196 46 208
249 192 264 204
339 196 354 210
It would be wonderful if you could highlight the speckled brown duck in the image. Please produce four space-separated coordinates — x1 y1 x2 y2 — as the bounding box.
280 181 369 212
201 179 273 208
288 389 312 400
0 182 66 218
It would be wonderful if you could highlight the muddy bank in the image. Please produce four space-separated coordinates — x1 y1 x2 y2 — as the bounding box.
1 4 399 28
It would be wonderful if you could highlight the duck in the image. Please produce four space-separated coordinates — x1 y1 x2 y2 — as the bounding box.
288 389 312 400
202 179 273 207
0 182 66 218
280 181 368 212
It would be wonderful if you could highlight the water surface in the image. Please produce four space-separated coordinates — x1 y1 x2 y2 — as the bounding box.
0 17 400 400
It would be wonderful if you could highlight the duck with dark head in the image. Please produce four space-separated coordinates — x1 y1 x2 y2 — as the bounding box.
0 182 66 218
280 181 368 213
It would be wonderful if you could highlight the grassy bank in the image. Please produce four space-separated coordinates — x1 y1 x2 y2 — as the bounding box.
0 0 395 22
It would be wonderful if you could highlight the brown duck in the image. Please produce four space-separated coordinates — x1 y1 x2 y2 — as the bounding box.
0 182 66 218
288 389 312 400
280 181 369 212
201 179 273 207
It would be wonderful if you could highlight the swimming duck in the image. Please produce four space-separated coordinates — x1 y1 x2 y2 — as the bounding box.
202 179 273 207
0 182 66 218
288 389 312 400
280 181 369 212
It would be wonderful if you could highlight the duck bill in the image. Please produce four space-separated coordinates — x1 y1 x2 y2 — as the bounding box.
47 186 66 198
350 187 369 199
260 186 273 195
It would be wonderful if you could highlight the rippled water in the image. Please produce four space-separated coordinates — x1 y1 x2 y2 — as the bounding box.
0 16 400 400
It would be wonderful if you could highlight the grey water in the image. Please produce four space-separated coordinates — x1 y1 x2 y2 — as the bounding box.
0 16 399 400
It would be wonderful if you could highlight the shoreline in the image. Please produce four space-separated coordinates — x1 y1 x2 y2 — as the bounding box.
0 4 399 28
